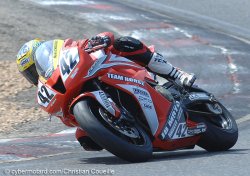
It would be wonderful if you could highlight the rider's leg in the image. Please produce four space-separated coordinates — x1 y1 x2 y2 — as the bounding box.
112 36 196 87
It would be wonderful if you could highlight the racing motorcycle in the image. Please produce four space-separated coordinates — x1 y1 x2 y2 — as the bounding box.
37 43 238 162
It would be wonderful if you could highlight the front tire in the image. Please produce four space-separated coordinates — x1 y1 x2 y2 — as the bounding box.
73 99 152 162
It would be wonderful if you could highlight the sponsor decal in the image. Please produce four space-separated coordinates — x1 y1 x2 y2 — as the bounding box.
45 67 53 78
53 40 59 59
99 91 111 109
20 58 30 66
22 44 29 54
132 87 152 109
160 93 209 140
138 96 152 110
52 40 63 69
160 101 184 140
161 125 169 139
107 73 144 86
92 91 116 116
160 100 205 140
167 101 181 127
133 88 149 97
154 58 167 64
117 84 159 135
107 73 124 80
189 93 209 101
18 44 29 58
168 120 179 137
143 103 152 110
187 123 207 135
138 96 152 104
153 53 168 64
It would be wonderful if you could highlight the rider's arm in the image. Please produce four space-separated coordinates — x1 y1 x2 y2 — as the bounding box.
63 32 114 51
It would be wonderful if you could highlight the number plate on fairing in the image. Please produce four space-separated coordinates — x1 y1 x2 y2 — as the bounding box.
37 81 56 108
59 47 80 82
160 101 193 140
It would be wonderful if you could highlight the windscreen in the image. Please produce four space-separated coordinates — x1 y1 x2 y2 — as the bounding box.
34 41 54 79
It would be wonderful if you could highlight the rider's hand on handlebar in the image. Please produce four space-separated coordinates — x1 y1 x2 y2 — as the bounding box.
88 36 111 48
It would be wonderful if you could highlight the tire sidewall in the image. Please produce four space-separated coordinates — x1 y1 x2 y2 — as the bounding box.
73 99 153 162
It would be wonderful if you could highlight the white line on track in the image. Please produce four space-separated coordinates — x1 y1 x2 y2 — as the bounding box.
0 152 73 164
55 128 76 134
0 139 18 143
236 114 250 124
28 0 95 6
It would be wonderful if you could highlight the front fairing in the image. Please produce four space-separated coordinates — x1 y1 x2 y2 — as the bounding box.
36 46 95 117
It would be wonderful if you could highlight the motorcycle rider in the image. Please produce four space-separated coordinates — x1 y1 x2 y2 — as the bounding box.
16 32 196 151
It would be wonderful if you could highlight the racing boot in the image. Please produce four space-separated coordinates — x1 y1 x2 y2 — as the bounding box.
148 52 196 87
75 127 103 151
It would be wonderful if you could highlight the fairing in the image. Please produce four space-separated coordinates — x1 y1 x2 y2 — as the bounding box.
36 44 202 151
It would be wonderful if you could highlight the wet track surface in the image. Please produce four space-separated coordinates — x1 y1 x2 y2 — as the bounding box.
1 0 250 175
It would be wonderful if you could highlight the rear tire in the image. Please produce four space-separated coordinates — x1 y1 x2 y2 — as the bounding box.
73 99 152 162
190 103 238 151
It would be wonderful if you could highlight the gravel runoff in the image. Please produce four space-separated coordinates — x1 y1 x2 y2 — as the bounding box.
0 0 107 138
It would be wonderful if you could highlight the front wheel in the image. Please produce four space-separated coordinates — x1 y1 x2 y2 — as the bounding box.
190 103 238 151
73 98 152 162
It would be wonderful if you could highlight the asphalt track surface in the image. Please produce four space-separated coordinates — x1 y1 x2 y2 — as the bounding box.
121 0 250 41
1 0 250 175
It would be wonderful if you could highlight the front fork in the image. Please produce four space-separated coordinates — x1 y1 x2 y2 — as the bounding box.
70 90 121 118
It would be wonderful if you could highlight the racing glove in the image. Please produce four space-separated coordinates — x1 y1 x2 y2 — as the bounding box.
88 36 111 48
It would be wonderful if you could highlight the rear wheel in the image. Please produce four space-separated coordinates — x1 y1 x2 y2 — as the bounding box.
73 98 152 162
189 102 238 151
